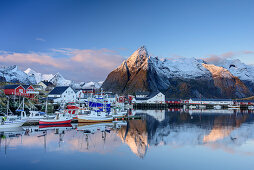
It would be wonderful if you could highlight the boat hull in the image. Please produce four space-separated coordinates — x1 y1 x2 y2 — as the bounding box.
39 119 72 125
78 117 113 123
0 121 25 129
39 124 72 129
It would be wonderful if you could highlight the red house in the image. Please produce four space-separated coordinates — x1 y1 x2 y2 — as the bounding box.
4 84 25 96
23 85 36 98
4 84 37 98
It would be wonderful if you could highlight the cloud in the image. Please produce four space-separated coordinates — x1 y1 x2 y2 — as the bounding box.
0 48 124 82
35 37 46 42
202 51 254 65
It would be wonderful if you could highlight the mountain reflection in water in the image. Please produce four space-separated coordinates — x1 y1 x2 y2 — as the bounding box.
1 110 254 169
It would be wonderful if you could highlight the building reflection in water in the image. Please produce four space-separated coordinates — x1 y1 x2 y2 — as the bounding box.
1 109 254 158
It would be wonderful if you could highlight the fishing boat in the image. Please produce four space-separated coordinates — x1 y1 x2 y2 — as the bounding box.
26 111 55 123
248 105 254 110
77 111 113 123
39 113 72 125
0 117 26 129
214 105 222 110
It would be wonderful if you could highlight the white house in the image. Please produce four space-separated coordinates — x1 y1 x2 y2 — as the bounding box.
48 86 76 103
134 92 165 104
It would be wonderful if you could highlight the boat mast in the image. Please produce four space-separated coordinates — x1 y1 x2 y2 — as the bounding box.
45 97 48 114
6 96 9 116
22 97 25 111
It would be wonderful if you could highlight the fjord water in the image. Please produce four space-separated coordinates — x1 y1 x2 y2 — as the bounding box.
1 110 254 170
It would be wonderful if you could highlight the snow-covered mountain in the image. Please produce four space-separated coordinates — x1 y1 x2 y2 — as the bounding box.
24 68 54 83
0 65 103 88
24 68 72 86
49 72 72 86
82 81 103 89
102 46 253 98
0 65 36 84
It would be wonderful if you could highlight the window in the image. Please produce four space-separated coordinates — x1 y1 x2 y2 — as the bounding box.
19 89 23 93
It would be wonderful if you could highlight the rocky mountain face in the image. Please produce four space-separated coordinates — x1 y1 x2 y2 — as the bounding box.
102 46 253 98
0 65 36 84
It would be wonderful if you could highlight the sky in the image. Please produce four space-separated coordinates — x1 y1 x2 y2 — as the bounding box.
0 0 253 82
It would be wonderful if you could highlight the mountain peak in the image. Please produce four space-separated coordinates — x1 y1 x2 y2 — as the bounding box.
126 46 149 70
25 68 36 74
131 46 148 58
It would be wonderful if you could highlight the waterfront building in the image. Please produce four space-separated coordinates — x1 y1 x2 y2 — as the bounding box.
48 86 76 103
133 92 165 104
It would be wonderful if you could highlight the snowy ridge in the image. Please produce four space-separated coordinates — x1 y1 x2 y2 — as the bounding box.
150 57 211 79
49 72 72 86
0 65 36 84
202 64 234 79
218 59 254 83
82 81 103 89
25 68 54 83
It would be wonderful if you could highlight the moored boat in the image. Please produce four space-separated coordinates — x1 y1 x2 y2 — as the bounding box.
0 117 26 129
228 105 240 109
77 111 113 123
39 113 72 125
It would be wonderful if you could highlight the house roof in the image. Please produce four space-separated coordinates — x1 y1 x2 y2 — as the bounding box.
22 85 33 89
48 86 70 95
4 84 21 89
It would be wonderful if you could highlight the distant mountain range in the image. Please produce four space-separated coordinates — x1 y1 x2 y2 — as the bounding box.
102 46 254 98
0 66 103 89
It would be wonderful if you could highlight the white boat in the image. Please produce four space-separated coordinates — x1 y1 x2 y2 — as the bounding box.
111 111 127 118
26 111 55 123
77 111 113 123
199 105 206 109
214 105 222 110
189 105 197 109
248 105 254 110
0 117 26 129
228 105 240 109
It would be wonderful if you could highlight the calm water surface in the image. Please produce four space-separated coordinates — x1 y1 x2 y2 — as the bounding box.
1 109 254 170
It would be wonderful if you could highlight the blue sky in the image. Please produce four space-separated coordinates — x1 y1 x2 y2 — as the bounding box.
0 0 253 81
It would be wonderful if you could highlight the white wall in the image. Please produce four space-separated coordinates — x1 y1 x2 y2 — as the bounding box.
53 87 76 103
147 92 165 104
135 92 165 104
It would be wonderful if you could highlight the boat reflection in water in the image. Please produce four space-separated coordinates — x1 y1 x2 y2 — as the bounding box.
2 109 254 169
